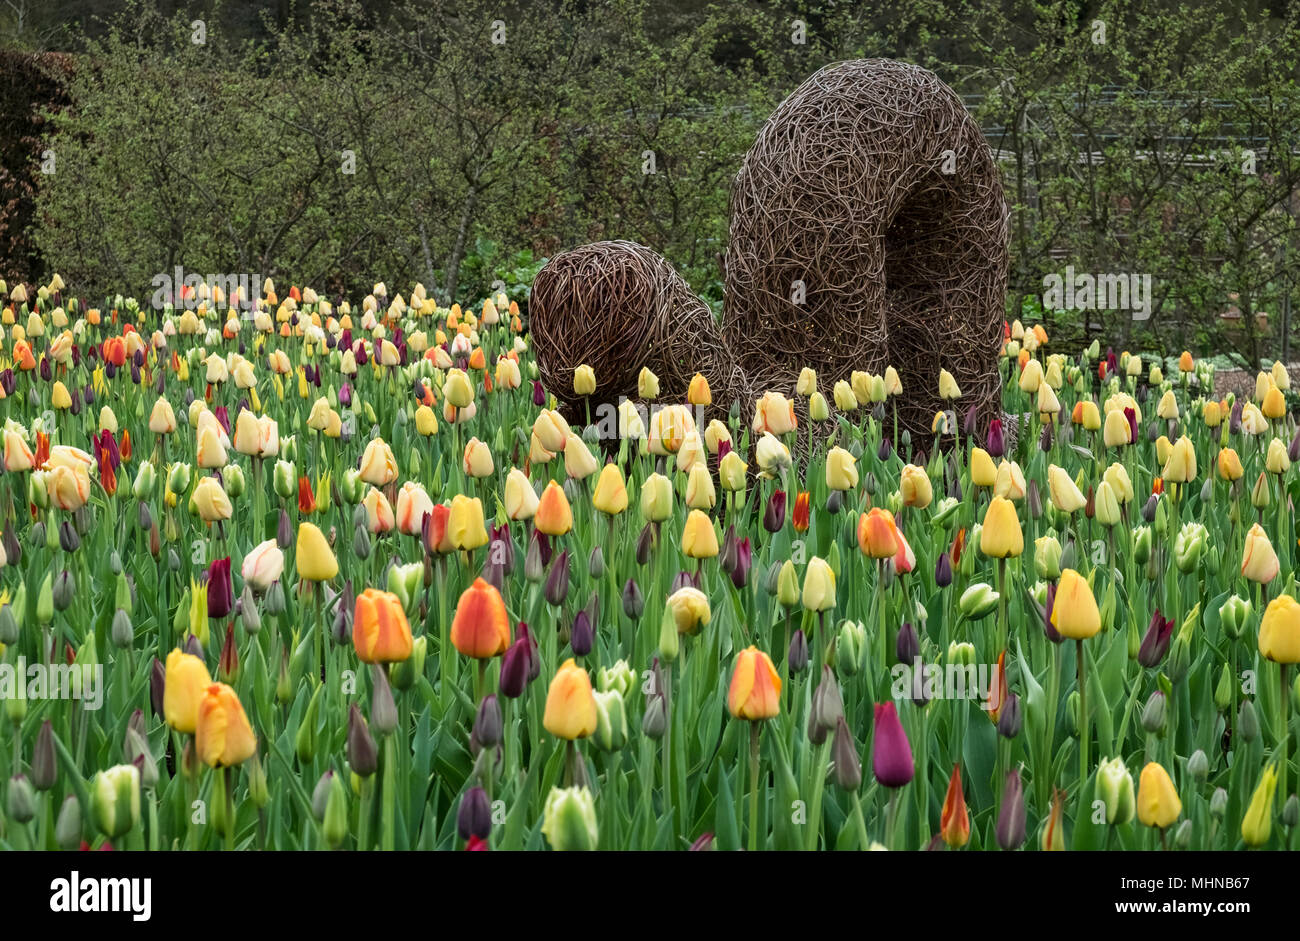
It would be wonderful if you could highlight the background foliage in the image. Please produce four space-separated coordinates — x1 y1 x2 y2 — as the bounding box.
2 0 1300 366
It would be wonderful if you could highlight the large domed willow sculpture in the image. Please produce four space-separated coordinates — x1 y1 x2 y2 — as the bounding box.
530 59 1009 441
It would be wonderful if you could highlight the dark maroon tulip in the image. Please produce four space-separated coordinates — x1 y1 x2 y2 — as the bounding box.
730 537 752 590
962 402 979 436
346 703 377 777
213 405 230 436
878 437 893 461
149 657 166 718
717 438 732 462
544 550 570 606
499 638 530 699
996 768 1026 849
570 610 594 657
1229 401 1243 435
473 695 503 747
1044 580 1062 643
1138 609 1175 667
1124 406 1139 443
896 622 919 665
787 629 809 674
458 786 491 840
871 702 914 788
763 490 787 533
986 417 1005 458
532 380 546 407
622 578 644 619
671 570 698 593
518 622 541 680
935 551 953 588
206 557 234 619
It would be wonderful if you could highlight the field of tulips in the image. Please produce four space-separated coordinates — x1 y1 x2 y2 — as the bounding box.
0 273 1296 854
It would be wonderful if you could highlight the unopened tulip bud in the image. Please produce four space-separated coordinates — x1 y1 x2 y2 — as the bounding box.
788 629 809 674
1209 787 1228 819
1141 690 1167 733
592 690 628 752
371 665 398 736
831 717 862 791
997 692 1022 738
56 794 82 849
996 768 1026 849
837 621 865 676
1283 794 1299 828
642 692 667 739
810 665 844 742
322 772 348 848
896 622 919 665
31 719 56 790
1239 698 1260 743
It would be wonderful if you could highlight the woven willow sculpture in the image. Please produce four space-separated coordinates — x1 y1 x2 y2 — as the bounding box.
530 59 1009 439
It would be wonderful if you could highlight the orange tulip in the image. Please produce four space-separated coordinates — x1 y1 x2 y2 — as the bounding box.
857 508 898 559
195 682 258 767
727 646 781 720
792 491 810 532
534 480 573 536
986 651 1007 724
940 764 970 848
352 588 414 663
450 578 512 659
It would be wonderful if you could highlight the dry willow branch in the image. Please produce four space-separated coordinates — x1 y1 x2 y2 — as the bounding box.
532 59 1009 442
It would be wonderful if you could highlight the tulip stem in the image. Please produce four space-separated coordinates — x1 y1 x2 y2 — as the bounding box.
1077 639 1089 791
381 734 396 850
1281 663 1289 810
851 790 870 850
224 766 234 851
747 721 761 852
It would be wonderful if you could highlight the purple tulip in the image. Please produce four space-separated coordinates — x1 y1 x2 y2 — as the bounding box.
570 610 594 656
763 490 787 533
871 702 914 788
206 557 234 620
532 380 546 407
730 537 752 590
935 551 953 588
986 418 1005 458
499 638 530 698
1124 406 1139 444
1138 609 1175 667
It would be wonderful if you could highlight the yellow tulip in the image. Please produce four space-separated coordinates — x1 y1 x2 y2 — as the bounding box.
970 447 997 488
1051 569 1101 639
295 522 338 581
591 463 628 516
825 446 858 491
979 496 1023 559
1241 764 1278 847
1259 594 1300 664
1136 762 1181 829
573 364 596 396
681 509 719 559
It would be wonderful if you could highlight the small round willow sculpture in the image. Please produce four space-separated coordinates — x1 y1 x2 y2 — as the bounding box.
531 59 1009 440
529 240 748 419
